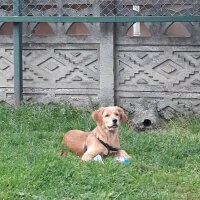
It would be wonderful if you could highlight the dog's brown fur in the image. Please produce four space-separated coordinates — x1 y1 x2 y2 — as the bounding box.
62 106 131 161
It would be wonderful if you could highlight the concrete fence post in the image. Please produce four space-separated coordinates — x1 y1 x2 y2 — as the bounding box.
99 22 115 106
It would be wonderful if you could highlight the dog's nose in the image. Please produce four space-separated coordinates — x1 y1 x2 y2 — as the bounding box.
113 119 118 124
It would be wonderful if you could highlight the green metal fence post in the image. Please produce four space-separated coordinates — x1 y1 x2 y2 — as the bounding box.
13 0 23 106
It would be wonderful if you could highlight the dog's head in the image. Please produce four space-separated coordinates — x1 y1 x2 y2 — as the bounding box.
92 106 127 131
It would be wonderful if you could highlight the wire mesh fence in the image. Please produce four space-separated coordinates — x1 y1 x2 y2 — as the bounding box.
0 0 13 16
0 0 200 17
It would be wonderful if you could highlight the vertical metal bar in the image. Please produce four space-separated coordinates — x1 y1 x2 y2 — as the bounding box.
13 0 23 106
13 22 22 106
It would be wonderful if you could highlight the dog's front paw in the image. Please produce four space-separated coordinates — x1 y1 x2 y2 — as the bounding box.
121 150 131 159
81 153 94 161
113 150 131 159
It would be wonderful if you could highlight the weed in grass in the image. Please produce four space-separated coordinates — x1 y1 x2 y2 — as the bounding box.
0 103 200 200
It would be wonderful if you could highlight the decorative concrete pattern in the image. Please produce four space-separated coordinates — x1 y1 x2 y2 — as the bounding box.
0 49 14 88
0 45 100 106
116 46 200 118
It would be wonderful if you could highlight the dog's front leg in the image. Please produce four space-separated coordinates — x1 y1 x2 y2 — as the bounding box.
81 146 107 161
112 150 131 159
81 151 96 161
81 135 107 161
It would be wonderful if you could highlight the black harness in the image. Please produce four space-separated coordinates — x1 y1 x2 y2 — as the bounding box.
97 138 119 154
84 134 119 155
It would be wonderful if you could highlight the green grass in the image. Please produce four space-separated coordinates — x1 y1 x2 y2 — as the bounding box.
0 103 200 200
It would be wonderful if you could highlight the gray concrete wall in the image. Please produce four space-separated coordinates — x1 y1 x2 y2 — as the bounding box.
0 21 200 118
115 22 200 118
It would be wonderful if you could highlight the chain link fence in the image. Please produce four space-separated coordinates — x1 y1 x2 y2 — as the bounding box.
0 0 200 17
0 0 12 16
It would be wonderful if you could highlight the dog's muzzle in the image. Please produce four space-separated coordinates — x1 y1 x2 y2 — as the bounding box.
108 119 118 128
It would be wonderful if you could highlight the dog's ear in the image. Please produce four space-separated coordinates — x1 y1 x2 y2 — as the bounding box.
91 107 105 126
116 107 127 122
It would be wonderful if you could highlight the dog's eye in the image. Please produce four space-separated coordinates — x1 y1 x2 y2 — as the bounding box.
105 114 110 117
115 113 119 116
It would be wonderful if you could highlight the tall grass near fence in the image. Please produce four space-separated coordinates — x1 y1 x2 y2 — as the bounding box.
0 103 200 200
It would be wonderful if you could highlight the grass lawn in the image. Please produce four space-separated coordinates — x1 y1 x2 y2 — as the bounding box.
0 103 200 200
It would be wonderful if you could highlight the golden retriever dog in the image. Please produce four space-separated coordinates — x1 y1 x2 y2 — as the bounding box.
62 106 131 161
